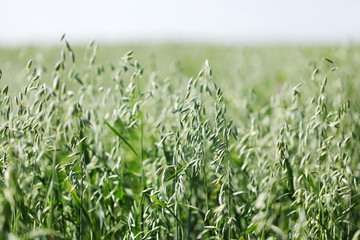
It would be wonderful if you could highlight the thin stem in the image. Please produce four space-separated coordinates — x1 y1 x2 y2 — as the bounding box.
140 114 145 235
137 73 145 236
202 145 209 211
187 207 191 240
50 131 57 233
227 150 232 239
224 113 232 239
174 153 178 240
80 155 84 240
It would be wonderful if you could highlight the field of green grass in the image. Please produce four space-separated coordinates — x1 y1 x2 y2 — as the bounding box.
0 40 359 239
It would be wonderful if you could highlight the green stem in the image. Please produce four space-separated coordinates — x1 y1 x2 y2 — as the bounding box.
50 132 57 233
224 115 232 239
140 115 145 235
174 154 178 240
202 144 209 212
137 74 145 236
227 150 232 239
187 207 191 240
80 155 84 240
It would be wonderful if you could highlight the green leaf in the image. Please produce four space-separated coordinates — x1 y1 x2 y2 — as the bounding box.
147 194 183 228
104 119 138 156
334 198 360 224
178 203 205 220
300 170 319 196
165 160 196 183
245 224 257 234
65 180 93 229
104 221 126 240
162 138 172 165
284 158 294 197
165 165 185 182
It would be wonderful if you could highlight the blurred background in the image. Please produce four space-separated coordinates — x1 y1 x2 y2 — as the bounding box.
1 0 360 46
1 0 360 108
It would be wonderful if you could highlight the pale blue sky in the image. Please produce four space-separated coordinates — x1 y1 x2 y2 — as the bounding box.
1 0 359 46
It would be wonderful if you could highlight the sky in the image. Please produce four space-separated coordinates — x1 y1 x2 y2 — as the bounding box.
1 0 360 46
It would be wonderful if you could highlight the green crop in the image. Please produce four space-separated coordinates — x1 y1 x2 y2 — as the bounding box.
0 38 359 239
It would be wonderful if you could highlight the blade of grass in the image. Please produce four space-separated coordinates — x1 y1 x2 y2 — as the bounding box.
300 170 319 196
104 221 126 240
104 119 138 156
147 194 183 228
334 198 360 225
165 164 186 182
178 203 205 220
65 180 93 230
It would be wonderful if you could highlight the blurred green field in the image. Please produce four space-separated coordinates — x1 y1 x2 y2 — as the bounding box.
0 42 359 239
2 43 360 111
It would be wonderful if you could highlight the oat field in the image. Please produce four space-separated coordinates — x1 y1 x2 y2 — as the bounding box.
0 39 359 239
